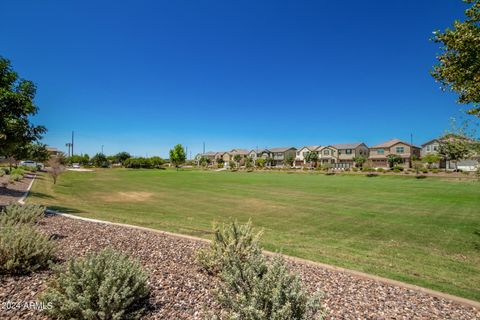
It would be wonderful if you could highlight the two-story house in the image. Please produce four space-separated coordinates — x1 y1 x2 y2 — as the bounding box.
248 149 273 165
369 139 420 168
317 146 338 165
268 147 297 166
421 136 479 171
295 146 320 166
332 143 369 168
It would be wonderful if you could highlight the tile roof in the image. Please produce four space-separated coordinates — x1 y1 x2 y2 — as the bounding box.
332 142 365 149
269 147 297 152
370 139 418 149
229 149 250 155
299 146 321 151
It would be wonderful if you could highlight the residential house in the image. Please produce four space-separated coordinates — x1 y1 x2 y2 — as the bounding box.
421 136 479 171
317 146 338 166
333 142 369 168
269 147 297 166
369 139 420 168
195 151 217 165
295 146 320 167
223 149 250 166
248 149 273 165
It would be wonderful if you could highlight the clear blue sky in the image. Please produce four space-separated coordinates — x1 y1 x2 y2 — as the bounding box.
0 0 471 158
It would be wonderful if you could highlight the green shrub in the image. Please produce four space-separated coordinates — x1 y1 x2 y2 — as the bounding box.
431 168 439 174
376 168 385 173
1 168 10 175
392 168 401 173
0 225 55 275
0 170 4 177
11 168 25 176
198 221 324 320
0 204 45 226
361 167 373 172
41 249 150 320
352 167 359 172
392 165 404 171
9 173 23 183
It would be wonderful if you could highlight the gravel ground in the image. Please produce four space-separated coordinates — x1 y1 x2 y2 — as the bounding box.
1 214 479 319
0 173 33 206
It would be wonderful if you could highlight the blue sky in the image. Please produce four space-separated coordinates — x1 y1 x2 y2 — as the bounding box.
0 0 472 158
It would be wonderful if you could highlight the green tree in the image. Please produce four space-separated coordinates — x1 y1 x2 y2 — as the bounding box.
0 57 46 169
256 158 266 168
284 154 295 167
438 138 472 170
233 154 242 168
91 153 108 168
169 144 186 170
199 156 211 168
422 153 442 169
245 156 254 171
29 143 50 165
305 151 319 168
432 0 480 116
150 156 165 168
114 151 131 165
352 155 367 168
387 154 403 168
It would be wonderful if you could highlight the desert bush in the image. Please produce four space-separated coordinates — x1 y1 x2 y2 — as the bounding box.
197 220 263 275
0 171 4 177
9 173 23 183
421 168 429 174
352 167 359 172
431 168 439 174
198 221 324 320
392 165 404 171
1 168 10 175
0 204 45 226
41 249 150 320
376 168 385 173
0 224 55 275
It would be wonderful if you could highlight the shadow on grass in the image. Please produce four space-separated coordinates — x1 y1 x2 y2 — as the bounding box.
28 191 55 199
46 205 83 214
415 175 427 179
366 173 379 177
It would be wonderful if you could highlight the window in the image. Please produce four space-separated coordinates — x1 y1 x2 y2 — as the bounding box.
433 145 438 151
346 149 352 154
303 151 308 157
396 146 405 153
276 153 283 156
426 145 431 152
323 150 330 155
377 148 384 154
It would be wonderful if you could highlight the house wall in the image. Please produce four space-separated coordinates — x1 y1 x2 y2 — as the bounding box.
421 141 440 157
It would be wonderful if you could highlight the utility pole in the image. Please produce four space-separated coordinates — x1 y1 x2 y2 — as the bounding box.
65 143 72 157
101 145 104 154
185 146 188 160
410 133 413 146
203 142 205 154
71 131 74 156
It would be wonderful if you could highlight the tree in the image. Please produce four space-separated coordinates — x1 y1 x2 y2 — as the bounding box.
233 154 242 168
199 156 211 168
150 156 165 168
29 143 50 165
305 151 319 168
0 57 46 168
114 152 131 165
432 0 480 116
169 144 186 170
438 138 472 170
47 156 65 184
91 153 108 168
256 158 266 168
386 154 403 168
245 156 254 171
352 155 367 168
422 153 442 169
284 154 295 167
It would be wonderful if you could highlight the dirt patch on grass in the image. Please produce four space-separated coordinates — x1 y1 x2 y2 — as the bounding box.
96 191 154 202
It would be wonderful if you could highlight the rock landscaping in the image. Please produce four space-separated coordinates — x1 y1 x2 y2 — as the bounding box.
0 173 34 206
1 213 478 319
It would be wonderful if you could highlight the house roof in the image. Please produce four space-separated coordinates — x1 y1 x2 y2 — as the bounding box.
229 149 250 155
269 147 297 152
421 139 440 147
332 142 365 149
370 139 419 149
299 146 321 151
46 146 59 152
201 151 218 156
250 148 270 154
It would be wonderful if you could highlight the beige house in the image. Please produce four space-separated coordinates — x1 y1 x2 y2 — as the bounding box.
223 149 250 165
249 149 272 165
421 136 479 171
333 142 369 168
295 146 320 166
369 139 420 168
269 147 297 166
317 146 338 165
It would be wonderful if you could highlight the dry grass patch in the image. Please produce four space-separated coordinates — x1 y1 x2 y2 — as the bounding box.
95 191 154 202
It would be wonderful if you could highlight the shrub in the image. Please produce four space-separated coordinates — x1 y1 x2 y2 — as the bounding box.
1 168 10 175
376 168 385 173
392 168 401 173
0 225 55 275
352 167 359 172
0 170 4 177
198 221 324 320
11 168 25 176
392 165 404 171
431 168 439 174
421 168 428 174
41 249 150 320
361 167 373 172
9 173 23 183
0 204 45 226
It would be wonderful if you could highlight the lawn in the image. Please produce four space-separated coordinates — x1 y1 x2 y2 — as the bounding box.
28 169 480 300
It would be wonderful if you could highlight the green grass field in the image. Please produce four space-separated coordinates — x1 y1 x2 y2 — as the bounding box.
28 169 480 300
